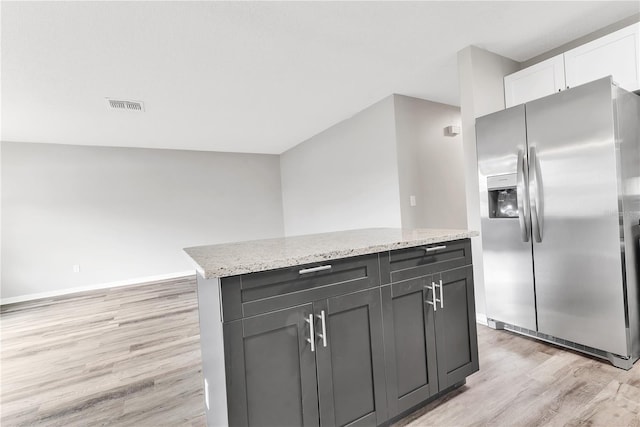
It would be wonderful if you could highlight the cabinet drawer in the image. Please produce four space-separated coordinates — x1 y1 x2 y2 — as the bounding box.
221 253 380 321
381 239 471 284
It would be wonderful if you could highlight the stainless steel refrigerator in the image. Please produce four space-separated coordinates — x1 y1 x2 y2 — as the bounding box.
476 77 640 369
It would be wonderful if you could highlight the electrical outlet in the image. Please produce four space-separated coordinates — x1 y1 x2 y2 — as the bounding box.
73 265 81 273
410 195 417 207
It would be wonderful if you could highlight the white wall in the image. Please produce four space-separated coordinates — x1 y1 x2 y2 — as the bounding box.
3 94 465 302
1 142 284 302
457 46 520 323
280 96 402 236
393 95 466 229
280 94 467 236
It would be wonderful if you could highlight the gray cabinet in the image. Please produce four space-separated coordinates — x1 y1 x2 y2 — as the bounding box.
433 266 479 390
381 241 478 419
315 288 387 427
381 277 438 417
380 239 472 284
224 286 386 427
223 304 320 427
208 239 477 426
220 254 380 322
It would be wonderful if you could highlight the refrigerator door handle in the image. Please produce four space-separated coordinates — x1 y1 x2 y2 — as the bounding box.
517 149 530 242
529 147 544 242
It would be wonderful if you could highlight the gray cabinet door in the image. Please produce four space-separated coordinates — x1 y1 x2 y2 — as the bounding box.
434 266 479 391
381 276 438 417
224 304 320 427
314 288 388 427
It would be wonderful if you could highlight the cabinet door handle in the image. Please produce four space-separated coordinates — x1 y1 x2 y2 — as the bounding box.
424 245 446 253
438 279 444 308
299 265 332 275
305 314 315 352
424 283 440 311
316 310 327 348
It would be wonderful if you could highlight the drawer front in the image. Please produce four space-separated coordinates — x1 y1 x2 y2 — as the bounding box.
221 253 380 321
381 239 471 284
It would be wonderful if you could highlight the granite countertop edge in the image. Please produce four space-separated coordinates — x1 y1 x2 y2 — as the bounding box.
185 228 479 279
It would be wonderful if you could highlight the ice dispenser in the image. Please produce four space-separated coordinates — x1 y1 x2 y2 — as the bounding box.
487 174 518 218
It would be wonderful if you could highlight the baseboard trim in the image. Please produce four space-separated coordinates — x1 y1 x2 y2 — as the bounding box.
476 312 488 326
0 270 196 305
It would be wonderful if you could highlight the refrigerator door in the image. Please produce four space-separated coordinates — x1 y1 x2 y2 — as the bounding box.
476 105 537 331
526 77 628 356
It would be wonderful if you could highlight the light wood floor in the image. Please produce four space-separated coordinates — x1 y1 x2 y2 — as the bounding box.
2 277 639 426
1 277 205 426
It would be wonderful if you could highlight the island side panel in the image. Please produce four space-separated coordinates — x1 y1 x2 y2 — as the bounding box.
196 273 228 427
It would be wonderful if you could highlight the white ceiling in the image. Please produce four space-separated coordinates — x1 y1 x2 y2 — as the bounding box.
2 1 638 154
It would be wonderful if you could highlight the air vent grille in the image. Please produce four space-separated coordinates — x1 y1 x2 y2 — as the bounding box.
106 98 145 112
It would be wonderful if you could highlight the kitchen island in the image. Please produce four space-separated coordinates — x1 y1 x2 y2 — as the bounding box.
184 228 479 427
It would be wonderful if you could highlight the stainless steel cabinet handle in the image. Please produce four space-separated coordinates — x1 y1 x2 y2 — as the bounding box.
305 314 315 352
316 310 327 348
424 283 440 311
424 245 447 252
431 279 444 308
529 147 544 243
516 149 531 242
299 265 332 275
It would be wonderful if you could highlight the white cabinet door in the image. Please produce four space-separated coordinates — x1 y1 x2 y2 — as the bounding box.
564 23 640 92
504 55 565 108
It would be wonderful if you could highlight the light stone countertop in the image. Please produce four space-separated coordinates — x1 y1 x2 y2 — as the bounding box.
184 228 478 279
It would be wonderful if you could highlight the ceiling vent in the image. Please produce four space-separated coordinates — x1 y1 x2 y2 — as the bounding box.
105 98 145 112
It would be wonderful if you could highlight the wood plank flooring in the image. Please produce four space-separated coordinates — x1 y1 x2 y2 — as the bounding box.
1 277 205 426
2 276 639 426
393 325 640 427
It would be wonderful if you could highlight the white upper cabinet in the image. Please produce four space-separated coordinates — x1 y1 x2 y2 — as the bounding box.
504 55 566 108
564 23 640 92
504 22 640 108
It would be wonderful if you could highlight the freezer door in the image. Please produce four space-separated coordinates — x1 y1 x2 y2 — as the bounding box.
525 77 628 356
476 105 537 331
